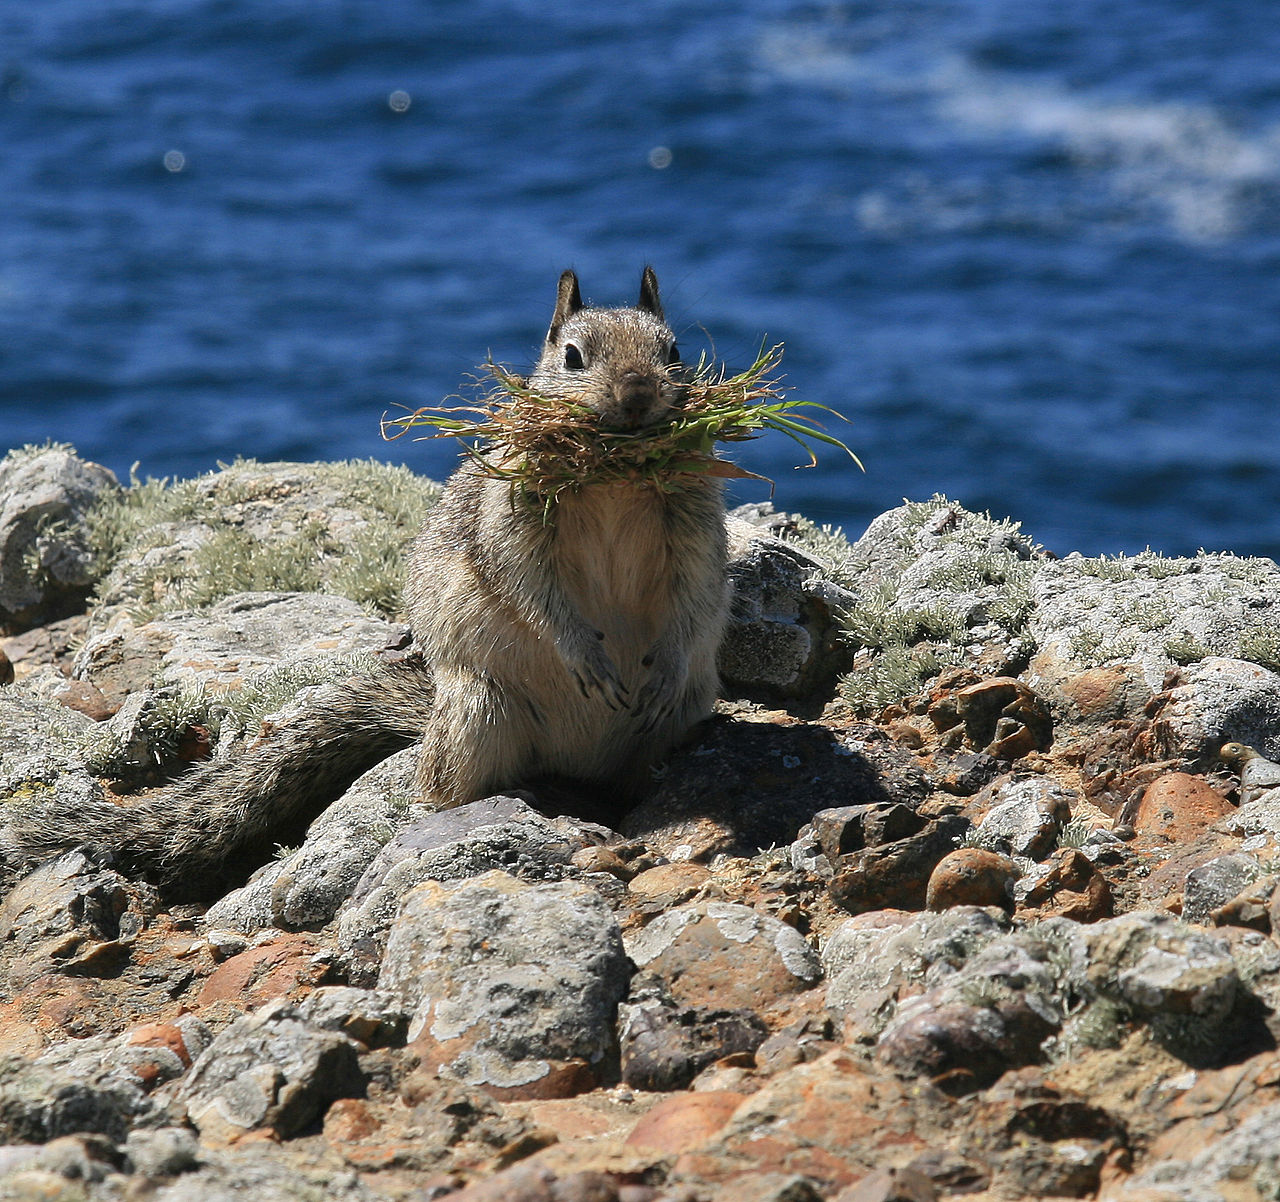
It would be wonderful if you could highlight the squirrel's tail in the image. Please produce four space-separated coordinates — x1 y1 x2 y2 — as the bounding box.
2 658 434 900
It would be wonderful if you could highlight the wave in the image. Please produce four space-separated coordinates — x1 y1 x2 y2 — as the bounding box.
758 22 1280 243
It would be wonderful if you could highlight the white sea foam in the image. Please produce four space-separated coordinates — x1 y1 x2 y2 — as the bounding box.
758 24 1280 243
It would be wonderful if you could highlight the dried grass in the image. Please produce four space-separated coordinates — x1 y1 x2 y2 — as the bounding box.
382 344 861 504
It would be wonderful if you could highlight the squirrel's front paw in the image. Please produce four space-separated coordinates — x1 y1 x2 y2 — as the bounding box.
633 642 689 732
563 634 629 710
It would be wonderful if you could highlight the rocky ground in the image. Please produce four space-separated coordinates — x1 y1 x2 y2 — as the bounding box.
1 443 1280 1201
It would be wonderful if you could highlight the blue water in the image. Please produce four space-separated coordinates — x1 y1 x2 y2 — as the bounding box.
3 2 1280 559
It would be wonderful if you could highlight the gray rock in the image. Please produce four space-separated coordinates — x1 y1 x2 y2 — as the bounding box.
204 745 422 933
875 932 1068 1091
841 500 1041 674
335 795 591 985
377 870 630 1090
719 523 855 708
0 851 151 985
1029 555 1280 689
146 1148 383 1201
822 908 1011 1032
1153 657 1280 763
174 999 365 1139
0 1054 156 1144
123 1126 200 1179
1084 911 1239 1024
74 590 404 704
87 458 439 630
292 986 409 1048
0 689 98 793
1221 786 1280 837
1121 1102 1280 1201
34 1015 212 1097
975 776 1075 860
0 444 120 632
1182 853 1264 926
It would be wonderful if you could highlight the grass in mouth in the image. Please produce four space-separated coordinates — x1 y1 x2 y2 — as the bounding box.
381 343 862 506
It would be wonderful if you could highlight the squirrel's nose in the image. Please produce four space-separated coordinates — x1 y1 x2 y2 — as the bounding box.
615 370 662 416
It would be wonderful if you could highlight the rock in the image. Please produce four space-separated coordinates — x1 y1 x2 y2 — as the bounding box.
195 931 331 1010
1015 848 1114 922
377 871 630 1098
1126 772 1235 843
74 589 404 706
293 987 409 1048
1151 657 1280 764
86 457 439 630
1219 740 1280 802
951 678 1053 760
624 1091 746 1154
1119 1102 1280 1200
822 907 1010 1037
1221 788 1280 838
625 901 821 1014
1182 853 1264 926
122 1126 200 1178
0 444 120 633
619 975 768 1091
205 745 422 933
875 936 1066 1093
671 1048 935 1194
174 999 366 1140
335 796 594 985
826 814 966 915
1083 912 1240 1048
1029 554 1280 690
719 525 855 710
0 1053 156 1144
625 718 933 867
925 848 1018 911
971 775 1074 859
835 1167 937 1202
0 851 151 987
0 689 100 800
33 1015 212 1096
1211 873 1277 931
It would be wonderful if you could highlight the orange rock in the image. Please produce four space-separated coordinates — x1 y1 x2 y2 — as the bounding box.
925 848 1018 911
1018 848 1114 922
627 863 714 908
1132 773 1234 843
125 1021 197 1066
324 1097 382 1143
195 933 328 1010
624 1091 746 1154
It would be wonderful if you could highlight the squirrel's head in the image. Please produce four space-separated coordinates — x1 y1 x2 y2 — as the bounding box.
531 267 684 432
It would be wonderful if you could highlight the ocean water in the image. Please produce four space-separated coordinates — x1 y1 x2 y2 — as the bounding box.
3 1 1279 559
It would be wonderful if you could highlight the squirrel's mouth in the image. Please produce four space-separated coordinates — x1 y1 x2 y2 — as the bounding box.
600 371 683 432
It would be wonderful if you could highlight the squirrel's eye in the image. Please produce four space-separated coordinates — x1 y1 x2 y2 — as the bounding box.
564 344 585 370
667 342 681 365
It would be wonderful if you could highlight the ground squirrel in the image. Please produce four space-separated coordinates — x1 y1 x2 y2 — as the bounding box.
4 268 729 898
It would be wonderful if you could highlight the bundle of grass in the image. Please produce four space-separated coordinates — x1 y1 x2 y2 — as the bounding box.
382 344 861 506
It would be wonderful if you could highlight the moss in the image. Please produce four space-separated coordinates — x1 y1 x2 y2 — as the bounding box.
1165 631 1211 665
1 440 79 467
1240 625 1280 674
1056 816 1094 850
838 642 962 716
84 458 441 620
781 517 859 589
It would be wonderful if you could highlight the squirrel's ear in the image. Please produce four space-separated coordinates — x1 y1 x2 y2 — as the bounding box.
637 266 663 321
548 270 583 341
